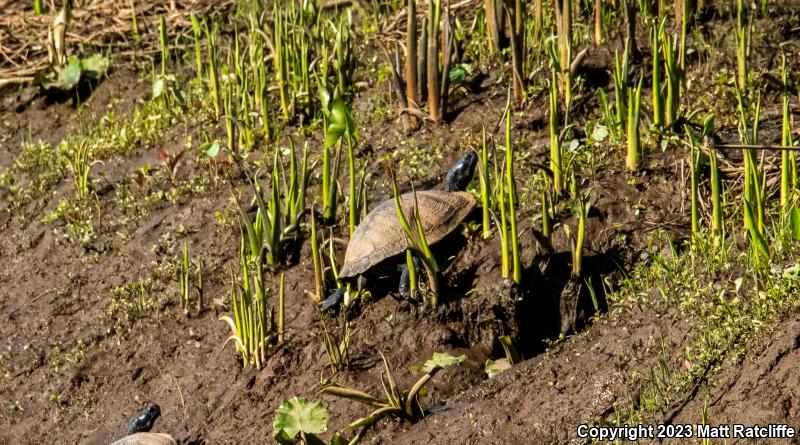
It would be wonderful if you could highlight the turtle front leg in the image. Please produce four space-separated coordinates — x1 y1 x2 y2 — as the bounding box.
398 256 424 297
321 287 346 311
321 276 367 310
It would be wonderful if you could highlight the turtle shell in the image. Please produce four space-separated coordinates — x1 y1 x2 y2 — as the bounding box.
338 190 476 279
110 433 177 445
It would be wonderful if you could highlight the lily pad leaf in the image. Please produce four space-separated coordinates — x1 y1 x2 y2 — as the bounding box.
272 397 329 440
422 352 466 373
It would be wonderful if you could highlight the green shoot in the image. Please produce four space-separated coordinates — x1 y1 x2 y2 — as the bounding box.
237 148 300 267
686 126 700 238
320 89 356 226
479 126 492 240
195 256 204 314
406 250 419 298
504 108 521 284
780 52 795 211
736 94 769 265
497 151 509 279
203 18 221 119
626 75 643 171
571 192 589 278
321 352 465 426
321 142 340 225
129 0 139 43
66 140 101 200
219 237 276 369
310 209 324 302
735 0 749 90
612 41 630 139
179 242 190 315
704 116 723 247
548 44 562 193
283 142 309 233
679 0 689 72
391 169 440 306
508 0 526 103
190 14 203 79
661 26 680 126
278 272 285 343
651 18 664 129
556 0 573 108
319 315 351 374
158 16 168 79
273 3 290 120
347 136 358 236
541 186 553 246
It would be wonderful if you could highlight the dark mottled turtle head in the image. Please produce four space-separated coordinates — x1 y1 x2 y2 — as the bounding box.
443 151 478 192
127 404 161 435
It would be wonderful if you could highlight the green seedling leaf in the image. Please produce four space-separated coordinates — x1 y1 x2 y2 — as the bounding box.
318 85 332 116
448 63 472 83
330 432 350 445
422 352 466 373
567 139 580 152
152 78 165 99
272 397 329 440
485 358 511 378
80 54 109 80
49 55 83 91
591 125 609 143
743 200 769 260
203 141 221 158
790 206 800 240
325 97 357 148
702 114 715 137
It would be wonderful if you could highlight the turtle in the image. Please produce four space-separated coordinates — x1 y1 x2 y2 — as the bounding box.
322 151 478 309
110 404 176 445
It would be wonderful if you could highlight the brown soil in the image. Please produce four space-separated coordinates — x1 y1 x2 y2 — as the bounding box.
1 2 799 445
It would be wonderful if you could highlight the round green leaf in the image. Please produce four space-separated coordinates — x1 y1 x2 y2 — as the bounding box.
80 54 110 80
152 78 165 99
422 352 466 373
591 125 609 143
203 141 221 157
58 55 82 90
272 397 329 439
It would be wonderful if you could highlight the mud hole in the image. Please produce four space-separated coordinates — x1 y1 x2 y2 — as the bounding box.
2 1 800 444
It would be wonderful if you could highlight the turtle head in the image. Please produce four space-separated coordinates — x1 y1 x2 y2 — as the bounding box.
443 151 478 192
126 404 162 435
